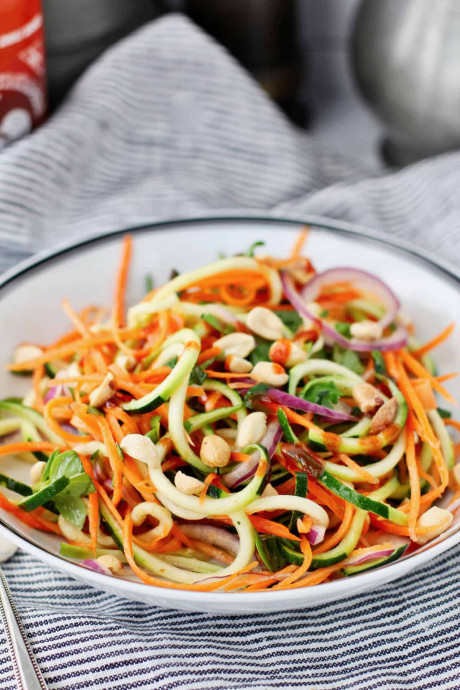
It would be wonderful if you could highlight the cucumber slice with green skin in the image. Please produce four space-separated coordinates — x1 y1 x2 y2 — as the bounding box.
0 417 22 436
168 378 210 472
310 509 368 569
308 379 408 455
185 404 243 434
341 544 408 576
289 471 309 532
255 533 286 572
428 409 455 470
202 380 247 425
318 473 407 525
19 476 69 512
0 399 62 444
341 417 371 438
277 408 299 443
20 419 50 462
60 543 127 562
149 445 270 516
281 444 408 526
159 554 221 574
100 502 256 585
149 256 283 306
0 473 33 497
324 430 406 483
289 359 363 397
123 329 200 413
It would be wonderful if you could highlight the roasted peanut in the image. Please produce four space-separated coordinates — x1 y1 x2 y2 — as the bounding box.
200 435 231 468
120 434 158 467
225 355 253 374
252 361 289 387
370 398 398 434
269 339 308 368
214 332 255 358
236 411 267 448
88 372 116 408
246 307 285 341
416 507 453 545
174 471 205 495
350 320 383 341
96 554 124 575
352 383 384 415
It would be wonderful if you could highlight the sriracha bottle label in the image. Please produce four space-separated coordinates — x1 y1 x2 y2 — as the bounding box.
0 0 46 149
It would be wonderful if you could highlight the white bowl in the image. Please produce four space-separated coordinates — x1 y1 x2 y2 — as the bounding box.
0 216 459 614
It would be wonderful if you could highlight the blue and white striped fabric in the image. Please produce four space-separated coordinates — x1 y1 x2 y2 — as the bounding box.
0 14 459 690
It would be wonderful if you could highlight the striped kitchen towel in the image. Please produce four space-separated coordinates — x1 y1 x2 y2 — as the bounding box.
0 13 459 690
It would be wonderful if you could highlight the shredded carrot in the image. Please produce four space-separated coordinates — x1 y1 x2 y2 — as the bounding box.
62 299 92 338
290 226 309 259
400 350 457 405
337 453 378 484
199 473 217 505
405 414 420 541
313 502 354 554
411 322 455 357
97 417 124 506
114 235 133 328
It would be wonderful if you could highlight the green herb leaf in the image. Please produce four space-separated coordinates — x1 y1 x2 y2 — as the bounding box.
437 407 452 419
165 356 179 368
332 344 365 375
201 313 235 335
273 310 303 333
302 380 341 410
335 322 351 338
189 365 207 386
145 274 154 293
249 339 271 366
54 495 87 529
371 350 386 376
320 309 329 318
244 241 265 257
44 450 95 498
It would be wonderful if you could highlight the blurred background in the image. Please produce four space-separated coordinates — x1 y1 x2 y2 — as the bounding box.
1 0 459 169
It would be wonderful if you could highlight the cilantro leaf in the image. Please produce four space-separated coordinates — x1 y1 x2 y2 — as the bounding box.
335 322 351 338
274 310 302 333
372 350 386 376
244 241 265 257
301 380 341 410
437 407 452 419
189 365 207 386
332 344 365 375
249 339 271 366
165 356 179 368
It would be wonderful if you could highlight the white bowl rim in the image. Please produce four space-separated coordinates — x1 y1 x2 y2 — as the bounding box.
0 212 459 607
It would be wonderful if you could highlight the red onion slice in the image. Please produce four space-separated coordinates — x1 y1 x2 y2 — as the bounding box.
306 524 326 545
81 558 111 575
224 419 281 489
44 384 67 403
264 388 358 422
300 266 399 329
180 524 240 556
281 272 407 352
344 546 402 567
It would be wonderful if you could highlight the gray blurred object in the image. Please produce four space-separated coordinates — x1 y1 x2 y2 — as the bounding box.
43 0 158 109
351 0 460 166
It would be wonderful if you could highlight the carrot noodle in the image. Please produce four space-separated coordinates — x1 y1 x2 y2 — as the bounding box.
1 227 458 593
114 234 133 328
411 322 454 357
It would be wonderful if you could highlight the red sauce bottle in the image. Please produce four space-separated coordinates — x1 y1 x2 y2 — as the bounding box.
0 0 46 149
